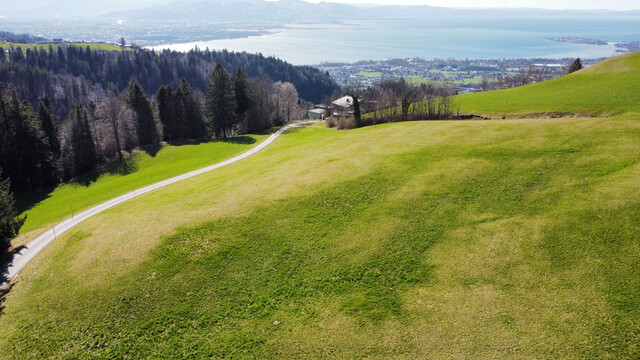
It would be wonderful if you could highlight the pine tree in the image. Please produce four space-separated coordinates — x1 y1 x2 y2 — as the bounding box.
0 86 54 193
125 77 158 146
0 168 25 259
568 58 583 74
232 67 251 120
205 64 236 139
62 104 96 178
175 79 205 139
156 85 176 141
38 97 61 159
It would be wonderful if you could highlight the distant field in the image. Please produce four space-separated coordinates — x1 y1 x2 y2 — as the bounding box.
358 71 382 78
1 118 638 358
0 42 126 52
13 134 267 247
458 50 640 117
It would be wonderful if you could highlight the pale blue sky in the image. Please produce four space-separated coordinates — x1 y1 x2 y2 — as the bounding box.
303 0 639 11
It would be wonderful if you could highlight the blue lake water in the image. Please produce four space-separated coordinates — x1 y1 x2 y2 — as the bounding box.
160 16 640 65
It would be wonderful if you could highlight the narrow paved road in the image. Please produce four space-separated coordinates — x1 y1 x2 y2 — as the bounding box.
1 122 318 288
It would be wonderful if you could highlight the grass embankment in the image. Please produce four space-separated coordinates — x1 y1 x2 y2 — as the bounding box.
1 118 638 358
13 135 267 247
458 50 640 117
0 42 126 52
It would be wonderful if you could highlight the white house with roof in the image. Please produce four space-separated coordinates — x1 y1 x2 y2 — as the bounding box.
331 96 354 117
332 96 353 109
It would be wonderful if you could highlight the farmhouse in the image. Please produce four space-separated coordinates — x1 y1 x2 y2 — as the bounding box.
307 108 326 120
332 95 354 117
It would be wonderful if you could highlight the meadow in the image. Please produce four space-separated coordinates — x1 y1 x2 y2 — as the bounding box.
14 134 267 247
1 116 638 358
457 51 640 117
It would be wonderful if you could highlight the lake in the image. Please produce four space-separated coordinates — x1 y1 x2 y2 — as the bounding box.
158 16 640 65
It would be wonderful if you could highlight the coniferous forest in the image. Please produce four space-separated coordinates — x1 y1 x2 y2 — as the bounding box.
0 45 338 119
0 43 339 196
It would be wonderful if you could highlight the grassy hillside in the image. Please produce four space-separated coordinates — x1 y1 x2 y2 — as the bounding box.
458 51 640 117
13 135 267 247
1 118 638 358
0 42 126 52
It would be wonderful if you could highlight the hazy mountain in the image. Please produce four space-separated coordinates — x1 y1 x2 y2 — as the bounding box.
105 0 638 22
2 0 172 18
105 0 357 22
4 0 637 20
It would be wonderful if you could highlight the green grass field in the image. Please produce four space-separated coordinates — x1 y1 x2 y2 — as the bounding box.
0 42 126 52
1 116 638 358
358 71 383 78
458 51 640 117
13 135 267 247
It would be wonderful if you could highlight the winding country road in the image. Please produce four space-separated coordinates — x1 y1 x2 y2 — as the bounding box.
1 121 319 288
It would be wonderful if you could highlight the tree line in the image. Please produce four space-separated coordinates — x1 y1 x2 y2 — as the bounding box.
0 30 45 44
0 63 305 195
0 44 338 120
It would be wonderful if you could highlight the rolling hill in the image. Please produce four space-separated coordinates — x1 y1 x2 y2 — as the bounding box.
458 50 640 117
0 50 639 358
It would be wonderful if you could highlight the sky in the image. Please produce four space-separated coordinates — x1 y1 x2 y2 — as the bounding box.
302 0 640 11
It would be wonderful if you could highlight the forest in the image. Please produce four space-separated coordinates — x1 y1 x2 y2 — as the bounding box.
0 43 339 119
0 36 341 258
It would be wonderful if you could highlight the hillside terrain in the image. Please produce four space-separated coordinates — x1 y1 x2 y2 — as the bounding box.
458 50 640 117
1 114 638 357
1 46 639 359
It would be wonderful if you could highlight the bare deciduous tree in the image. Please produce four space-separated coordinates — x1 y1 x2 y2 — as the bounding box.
95 92 135 162
273 81 300 124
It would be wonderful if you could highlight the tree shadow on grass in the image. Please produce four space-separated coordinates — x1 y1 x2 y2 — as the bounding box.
0 245 26 317
15 135 258 213
16 188 54 215
167 135 257 147
140 143 163 158
0 283 12 318
219 135 257 145
72 158 140 187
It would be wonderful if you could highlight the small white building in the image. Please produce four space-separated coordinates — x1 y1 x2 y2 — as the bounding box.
332 96 353 109
307 108 326 120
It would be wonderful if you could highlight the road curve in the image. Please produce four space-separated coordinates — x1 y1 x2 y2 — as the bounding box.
1 121 319 288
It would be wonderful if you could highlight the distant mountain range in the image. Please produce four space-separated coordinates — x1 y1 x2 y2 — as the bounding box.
5 0 639 20
106 0 640 22
2 0 172 17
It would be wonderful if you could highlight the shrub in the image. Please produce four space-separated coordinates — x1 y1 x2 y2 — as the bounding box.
336 117 357 130
325 116 337 128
